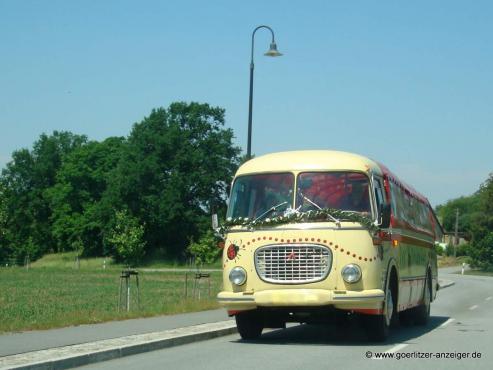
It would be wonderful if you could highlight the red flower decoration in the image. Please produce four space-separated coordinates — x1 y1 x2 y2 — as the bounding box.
227 244 238 260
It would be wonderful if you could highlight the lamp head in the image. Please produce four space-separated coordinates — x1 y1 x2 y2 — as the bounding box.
264 42 283 57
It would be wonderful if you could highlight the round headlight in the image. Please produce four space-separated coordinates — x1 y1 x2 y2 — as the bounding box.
341 264 362 283
229 266 247 286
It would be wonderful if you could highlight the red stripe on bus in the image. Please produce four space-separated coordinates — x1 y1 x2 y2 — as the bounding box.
351 308 383 315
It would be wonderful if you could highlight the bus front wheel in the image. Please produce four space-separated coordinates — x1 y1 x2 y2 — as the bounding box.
364 276 396 342
235 310 263 340
413 272 431 325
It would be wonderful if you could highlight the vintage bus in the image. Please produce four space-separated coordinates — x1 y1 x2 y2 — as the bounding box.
217 150 443 341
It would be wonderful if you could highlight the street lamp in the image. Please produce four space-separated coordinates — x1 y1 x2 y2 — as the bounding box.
247 25 282 159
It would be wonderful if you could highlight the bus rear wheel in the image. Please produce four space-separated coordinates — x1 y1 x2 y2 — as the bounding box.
235 310 263 340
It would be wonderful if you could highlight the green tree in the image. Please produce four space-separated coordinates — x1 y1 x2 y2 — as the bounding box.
105 102 241 259
435 194 481 239
469 233 493 271
469 173 493 270
47 137 125 256
187 230 222 266
0 131 87 259
0 184 10 262
105 209 145 266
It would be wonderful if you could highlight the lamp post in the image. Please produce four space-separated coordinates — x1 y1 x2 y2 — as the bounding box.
247 25 282 159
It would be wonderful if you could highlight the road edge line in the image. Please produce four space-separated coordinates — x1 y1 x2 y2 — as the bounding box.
437 280 455 290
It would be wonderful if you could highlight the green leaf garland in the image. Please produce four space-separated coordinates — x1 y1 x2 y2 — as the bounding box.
218 208 378 236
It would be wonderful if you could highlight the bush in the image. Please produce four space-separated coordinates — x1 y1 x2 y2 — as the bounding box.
457 243 470 257
105 210 145 267
435 243 445 256
187 230 222 266
445 242 470 257
469 232 493 271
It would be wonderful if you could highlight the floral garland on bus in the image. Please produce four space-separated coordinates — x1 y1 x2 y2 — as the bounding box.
218 208 378 236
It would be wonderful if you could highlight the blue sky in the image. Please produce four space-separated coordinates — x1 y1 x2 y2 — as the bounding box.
0 0 491 206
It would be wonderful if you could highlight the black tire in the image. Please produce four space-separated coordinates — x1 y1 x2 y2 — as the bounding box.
365 276 396 342
399 309 414 326
364 314 389 342
413 273 431 326
235 310 263 340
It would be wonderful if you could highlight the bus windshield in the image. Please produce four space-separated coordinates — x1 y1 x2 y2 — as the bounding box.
296 172 371 214
227 173 294 220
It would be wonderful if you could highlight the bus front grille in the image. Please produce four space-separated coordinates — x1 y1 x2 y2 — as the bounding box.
255 244 332 284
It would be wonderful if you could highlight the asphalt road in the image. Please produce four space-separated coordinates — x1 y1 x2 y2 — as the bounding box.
80 268 492 370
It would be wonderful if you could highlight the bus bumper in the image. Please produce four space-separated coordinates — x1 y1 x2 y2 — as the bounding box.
217 289 385 313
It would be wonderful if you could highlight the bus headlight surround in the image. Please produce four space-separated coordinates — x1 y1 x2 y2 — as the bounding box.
341 264 362 283
229 266 247 286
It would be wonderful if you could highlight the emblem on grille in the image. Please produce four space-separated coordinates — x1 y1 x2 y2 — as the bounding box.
286 251 297 261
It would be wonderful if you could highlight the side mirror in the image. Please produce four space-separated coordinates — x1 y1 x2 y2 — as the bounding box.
379 203 391 229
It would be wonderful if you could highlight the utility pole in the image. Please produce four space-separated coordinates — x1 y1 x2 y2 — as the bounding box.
454 208 459 258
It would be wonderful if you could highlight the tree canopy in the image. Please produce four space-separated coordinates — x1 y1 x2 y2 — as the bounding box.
0 102 240 263
468 174 493 270
105 102 240 259
0 131 87 260
47 137 125 255
0 184 9 262
436 173 493 270
435 194 482 240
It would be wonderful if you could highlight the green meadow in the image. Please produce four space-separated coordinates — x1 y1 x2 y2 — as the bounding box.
0 254 222 333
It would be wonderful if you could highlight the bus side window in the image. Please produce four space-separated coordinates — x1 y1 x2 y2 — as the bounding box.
374 178 385 216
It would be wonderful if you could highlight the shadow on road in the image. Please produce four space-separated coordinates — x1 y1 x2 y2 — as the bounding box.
232 315 450 346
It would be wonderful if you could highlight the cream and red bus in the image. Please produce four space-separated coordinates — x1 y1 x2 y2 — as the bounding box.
217 150 443 341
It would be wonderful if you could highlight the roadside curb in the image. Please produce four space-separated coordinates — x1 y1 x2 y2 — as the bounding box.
0 320 237 370
438 280 455 290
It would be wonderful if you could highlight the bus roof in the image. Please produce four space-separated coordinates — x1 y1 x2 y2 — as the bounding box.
377 162 429 204
236 150 443 236
237 150 383 176
237 150 431 204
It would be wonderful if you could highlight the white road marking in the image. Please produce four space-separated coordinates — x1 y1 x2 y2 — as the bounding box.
486 296 492 301
469 305 478 310
372 343 409 360
386 343 409 353
371 316 456 360
440 318 455 328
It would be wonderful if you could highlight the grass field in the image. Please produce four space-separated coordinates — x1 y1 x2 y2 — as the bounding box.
0 255 223 333
437 255 468 268
26 251 222 270
464 270 493 277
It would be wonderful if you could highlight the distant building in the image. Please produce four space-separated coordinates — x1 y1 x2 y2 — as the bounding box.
443 233 467 247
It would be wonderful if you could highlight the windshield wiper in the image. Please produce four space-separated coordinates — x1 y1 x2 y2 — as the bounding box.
298 191 341 226
297 189 323 210
300 193 322 210
253 201 288 223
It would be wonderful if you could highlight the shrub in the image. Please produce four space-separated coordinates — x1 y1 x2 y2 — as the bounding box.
187 230 222 266
445 242 470 257
435 243 445 256
469 232 493 271
105 210 145 267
